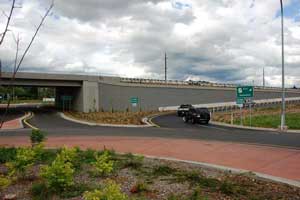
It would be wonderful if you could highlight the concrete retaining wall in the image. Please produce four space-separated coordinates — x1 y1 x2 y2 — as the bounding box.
99 83 300 111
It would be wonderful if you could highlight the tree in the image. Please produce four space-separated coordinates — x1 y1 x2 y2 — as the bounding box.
0 1 54 128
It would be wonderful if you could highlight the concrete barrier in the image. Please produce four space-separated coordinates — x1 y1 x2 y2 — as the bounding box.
158 97 300 112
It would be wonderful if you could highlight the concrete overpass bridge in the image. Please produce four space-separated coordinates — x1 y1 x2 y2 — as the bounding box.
1 72 300 112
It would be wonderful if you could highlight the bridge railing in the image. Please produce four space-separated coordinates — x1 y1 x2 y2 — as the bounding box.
120 77 299 92
158 97 300 112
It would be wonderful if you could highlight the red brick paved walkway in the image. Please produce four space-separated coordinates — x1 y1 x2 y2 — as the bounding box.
0 135 299 181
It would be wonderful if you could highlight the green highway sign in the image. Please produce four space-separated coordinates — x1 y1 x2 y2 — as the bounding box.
61 96 73 101
236 86 254 98
236 98 245 105
130 97 139 104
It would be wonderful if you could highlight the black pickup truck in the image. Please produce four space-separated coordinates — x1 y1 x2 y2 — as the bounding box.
183 107 210 124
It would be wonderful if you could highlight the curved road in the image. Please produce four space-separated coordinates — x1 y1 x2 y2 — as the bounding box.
1 107 300 149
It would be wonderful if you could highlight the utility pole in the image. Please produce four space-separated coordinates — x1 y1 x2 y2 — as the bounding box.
263 67 265 88
165 52 167 83
280 0 286 131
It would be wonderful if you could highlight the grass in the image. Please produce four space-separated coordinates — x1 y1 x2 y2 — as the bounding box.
234 113 300 129
213 103 300 129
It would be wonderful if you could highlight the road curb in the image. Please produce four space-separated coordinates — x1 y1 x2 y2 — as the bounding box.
59 112 155 128
141 155 300 188
210 121 300 134
22 112 39 130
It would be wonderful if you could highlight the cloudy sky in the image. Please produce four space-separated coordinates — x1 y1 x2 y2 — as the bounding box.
0 0 300 87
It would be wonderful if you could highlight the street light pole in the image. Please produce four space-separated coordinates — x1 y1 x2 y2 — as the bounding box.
280 0 286 131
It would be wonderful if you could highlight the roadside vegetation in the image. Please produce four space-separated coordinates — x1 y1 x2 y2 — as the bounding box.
65 111 165 125
212 103 300 129
0 130 300 199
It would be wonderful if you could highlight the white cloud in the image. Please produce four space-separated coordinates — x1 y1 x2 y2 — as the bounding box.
0 0 300 87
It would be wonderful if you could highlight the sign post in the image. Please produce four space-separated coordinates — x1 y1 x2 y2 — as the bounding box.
130 97 139 107
236 86 254 126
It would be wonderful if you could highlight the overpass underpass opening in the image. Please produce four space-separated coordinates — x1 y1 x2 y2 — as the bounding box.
0 85 82 112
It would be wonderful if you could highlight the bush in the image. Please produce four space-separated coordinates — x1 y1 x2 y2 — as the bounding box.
6 147 36 178
92 150 114 176
30 129 46 145
220 180 236 195
83 180 128 200
78 148 97 164
0 175 11 190
40 147 76 192
0 147 17 164
57 147 78 165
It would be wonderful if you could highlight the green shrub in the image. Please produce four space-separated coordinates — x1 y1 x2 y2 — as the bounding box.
32 143 45 162
30 129 46 145
220 180 236 195
78 148 97 164
0 147 17 163
83 180 128 200
40 147 76 192
6 147 36 178
0 175 11 190
92 150 114 176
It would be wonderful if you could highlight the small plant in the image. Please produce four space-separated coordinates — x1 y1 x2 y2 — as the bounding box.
220 180 236 195
57 147 77 163
40 147 76 192
0 175 11 190
92 150 114 176
30 129 46 145
78 148 97 164
6 147 36 178
130 181 149 194
0 147 17 164
83 180 128 200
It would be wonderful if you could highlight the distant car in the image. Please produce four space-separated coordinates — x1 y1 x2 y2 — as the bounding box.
183 107 210 124
177 104 193 117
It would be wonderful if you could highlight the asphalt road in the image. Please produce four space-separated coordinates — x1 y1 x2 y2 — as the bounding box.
1 107 300 149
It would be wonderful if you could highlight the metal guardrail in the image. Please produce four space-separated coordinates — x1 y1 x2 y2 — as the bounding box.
158 97 300 112
120 77 300 92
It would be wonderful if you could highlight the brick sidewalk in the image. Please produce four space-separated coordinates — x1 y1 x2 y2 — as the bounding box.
0 135 299 181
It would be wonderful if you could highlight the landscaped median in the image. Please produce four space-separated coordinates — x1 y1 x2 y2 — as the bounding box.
212 103 300 131
0 130 299 200
62 111 170 127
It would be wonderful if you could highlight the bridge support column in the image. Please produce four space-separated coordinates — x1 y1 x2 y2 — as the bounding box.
80 81 99 113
